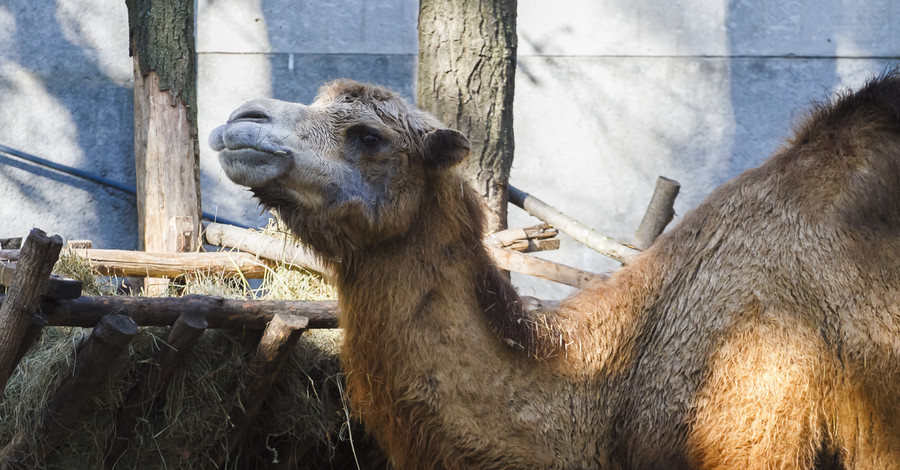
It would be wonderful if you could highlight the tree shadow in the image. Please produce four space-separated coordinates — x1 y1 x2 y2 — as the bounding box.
0 1 136 247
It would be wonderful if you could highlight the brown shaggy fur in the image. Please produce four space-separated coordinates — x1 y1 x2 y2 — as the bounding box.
210 72 900 469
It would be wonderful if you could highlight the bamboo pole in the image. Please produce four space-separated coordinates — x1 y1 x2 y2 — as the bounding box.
208 313 309 469
0 315 138 469
508 186 639 263
0 229 63 399
105 311 208 468
633 176 681 250
71 249 269 279
12 295 339 330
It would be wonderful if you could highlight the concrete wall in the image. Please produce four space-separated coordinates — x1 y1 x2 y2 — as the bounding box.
511 0 899 297
0 1 135 248
1 0 897 298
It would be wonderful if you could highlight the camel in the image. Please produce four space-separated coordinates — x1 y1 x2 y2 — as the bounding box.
209 74 900 469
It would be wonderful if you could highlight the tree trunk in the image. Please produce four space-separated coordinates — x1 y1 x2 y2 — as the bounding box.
126 0 201 295
417 0 517 232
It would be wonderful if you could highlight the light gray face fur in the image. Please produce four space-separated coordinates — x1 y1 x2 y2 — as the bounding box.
209 96 396 213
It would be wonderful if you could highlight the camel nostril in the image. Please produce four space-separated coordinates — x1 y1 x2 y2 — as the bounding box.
230 108 272 123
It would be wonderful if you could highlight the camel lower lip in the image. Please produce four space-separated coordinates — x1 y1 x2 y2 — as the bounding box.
218 148 293 187
220 148 289 163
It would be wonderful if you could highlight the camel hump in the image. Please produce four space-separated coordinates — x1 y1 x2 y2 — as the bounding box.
791 70 900 147
765 71 900 233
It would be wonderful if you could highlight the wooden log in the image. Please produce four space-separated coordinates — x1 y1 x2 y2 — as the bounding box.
0 228 63 399
633 176 681 250
487 223 560 253
21 295 340 329
71 248 269 279
508 185 640 263
0 238 21 250
208 313 309 469
127 0 201 295
0 315 138 469
0 250 18 261
202 221 337 281
105 311 208 468
0 261 83 300
488 246 605 289
11 315 48 369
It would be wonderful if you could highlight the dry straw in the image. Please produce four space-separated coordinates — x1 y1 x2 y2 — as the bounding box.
0 227 379 469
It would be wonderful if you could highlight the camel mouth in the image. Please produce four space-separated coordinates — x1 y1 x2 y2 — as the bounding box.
217 148 294 188
208 124 292 156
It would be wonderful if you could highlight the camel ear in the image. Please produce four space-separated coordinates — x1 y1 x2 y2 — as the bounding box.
423 128 470 169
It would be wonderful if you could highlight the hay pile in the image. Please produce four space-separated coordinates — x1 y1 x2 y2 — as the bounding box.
0 242 387 469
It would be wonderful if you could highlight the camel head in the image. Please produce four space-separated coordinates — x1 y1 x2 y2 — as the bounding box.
209 80 471 258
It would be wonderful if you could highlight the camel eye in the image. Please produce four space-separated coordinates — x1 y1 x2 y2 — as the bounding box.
362 133 381 147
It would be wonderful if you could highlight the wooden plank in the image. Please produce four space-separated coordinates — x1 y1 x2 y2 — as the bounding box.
13 295 339 330
0 315 138 468
0 229 63 400
0 262 83 300
71 249 269 279
208 313 308 469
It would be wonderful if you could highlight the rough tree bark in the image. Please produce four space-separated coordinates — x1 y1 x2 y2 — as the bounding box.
417 0 517 232
126 0 201 294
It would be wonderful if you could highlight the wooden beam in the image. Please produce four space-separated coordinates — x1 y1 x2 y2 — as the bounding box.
0 229 63 399
633 176 681 250
508 186 640 263
127 0 201 295
13 295 339 330
487 246 604 289
0 315 138 468
0 261 83 300
71 249 269 279
12 315 48 369
208 313 309 469
202 221 336 281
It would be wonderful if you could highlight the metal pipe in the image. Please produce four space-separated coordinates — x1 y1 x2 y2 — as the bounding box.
0 143 249 228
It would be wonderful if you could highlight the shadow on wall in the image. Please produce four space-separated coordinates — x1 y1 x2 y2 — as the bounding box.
0 1 136 248
724 0 839 181
724 0 899 180
509 0 897 299
514 0 736 237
